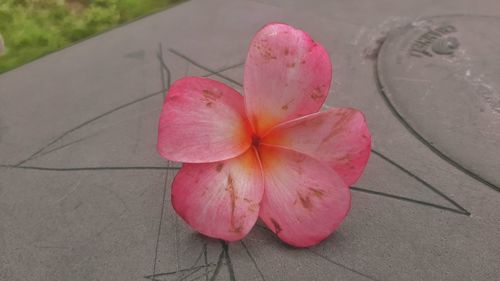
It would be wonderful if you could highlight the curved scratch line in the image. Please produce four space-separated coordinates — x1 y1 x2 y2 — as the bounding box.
209 247 225 281
351 186 469 216
222 242 237 281
371 149 470 215
168 49 243 87
2 165 180 171
308 250 381 281
240 241 267 281
152 172 169 279
157 42 172 95
14 89 164 167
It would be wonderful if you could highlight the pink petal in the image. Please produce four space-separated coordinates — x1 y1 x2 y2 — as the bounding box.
244 23 332 134
172 149 264 241
258 145 351 247
262 108 371 186
158 77 252 163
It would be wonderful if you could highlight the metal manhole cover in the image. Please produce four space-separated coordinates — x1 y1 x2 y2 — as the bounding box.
377 15 500 191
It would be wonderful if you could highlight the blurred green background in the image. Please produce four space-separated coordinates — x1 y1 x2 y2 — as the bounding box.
0 0 182 74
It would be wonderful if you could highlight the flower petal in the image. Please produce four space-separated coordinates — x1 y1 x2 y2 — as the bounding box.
262 108 371 186
172 149 264 241
244 23 332 134
258 145 350 247
158 77 252 163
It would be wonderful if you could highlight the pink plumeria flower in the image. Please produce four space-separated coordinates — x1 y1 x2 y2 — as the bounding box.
157 23 371 247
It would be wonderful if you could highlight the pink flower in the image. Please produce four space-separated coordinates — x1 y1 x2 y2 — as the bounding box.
157 23 371 247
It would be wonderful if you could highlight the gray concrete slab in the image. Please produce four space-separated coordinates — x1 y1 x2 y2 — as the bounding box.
1 0 499 280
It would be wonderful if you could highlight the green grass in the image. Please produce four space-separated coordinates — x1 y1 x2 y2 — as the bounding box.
0 0 183 74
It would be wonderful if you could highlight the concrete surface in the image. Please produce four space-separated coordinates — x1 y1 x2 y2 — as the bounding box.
0 0 499 280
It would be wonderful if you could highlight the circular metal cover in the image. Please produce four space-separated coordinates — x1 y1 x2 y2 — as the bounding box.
377 15 500 190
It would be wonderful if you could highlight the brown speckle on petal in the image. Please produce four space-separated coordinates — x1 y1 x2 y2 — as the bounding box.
298 193 313 210
244 198 259 212
216 163 224 172
230 226 243 233
281 99 295 111
310 87 325 101
255 43 277 60
321 111 356 144
201 89 222 107
308 188 326 199
226 175 241 233
270 218 282 234
335 154 351 164
293 154 307 163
